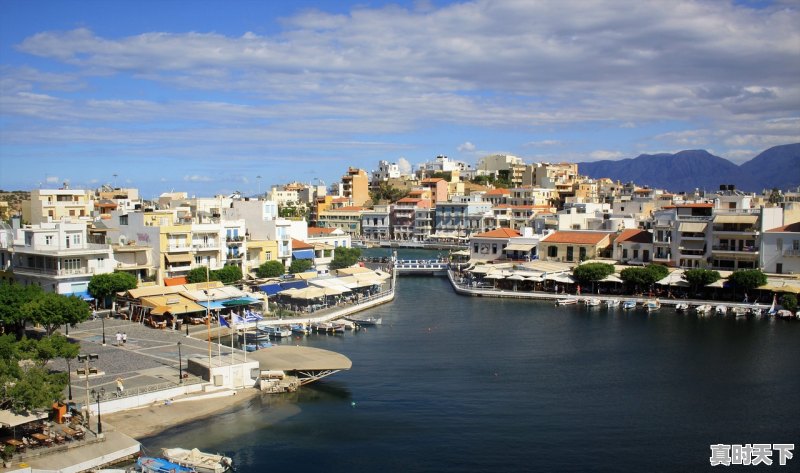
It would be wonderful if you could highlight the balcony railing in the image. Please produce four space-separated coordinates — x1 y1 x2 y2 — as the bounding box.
15 266 92 276
784 249 800 257
712 245 757 253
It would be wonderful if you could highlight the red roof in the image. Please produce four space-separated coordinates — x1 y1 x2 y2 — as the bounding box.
308 227 335 235
614 229 653 244
474 228 521 239
485 189 511 196
766 222 800 233
164 276 188 286
291 239 313 250
542 231 613 245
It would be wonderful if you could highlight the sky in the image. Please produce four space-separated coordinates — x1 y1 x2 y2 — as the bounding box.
1 0 798 198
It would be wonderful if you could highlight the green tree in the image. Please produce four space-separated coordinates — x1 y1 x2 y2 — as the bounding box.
683 269 721 294
187 266 218 284
370 182 408 204
0 282 42 337
727 269 767 294
256 261 285 278
215 266 243 285
620 267 660 293
88 272 138 308
572 263 615 293
781 293 797 312
22 293 91 336
329 247 362 270
645 264 669 281
289 259 314 274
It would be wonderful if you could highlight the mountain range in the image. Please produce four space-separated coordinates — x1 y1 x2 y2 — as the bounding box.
576 143 800 193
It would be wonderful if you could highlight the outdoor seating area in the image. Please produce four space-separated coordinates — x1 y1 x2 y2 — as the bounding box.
1 419 87 461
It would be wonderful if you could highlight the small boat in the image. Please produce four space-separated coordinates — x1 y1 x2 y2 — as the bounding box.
312 322 341 333
556 297 578 306
715 305 728 315
347 316 383 326
695 304 712 315
605 299 620 308
258 325 292 338
747 306 763 317
731 306 747 317
290 323 311 335
583 297 601 306
163 447 233 473
776 309 794 319
675 303 689 312
244 340 272 352
622 300 637 310
138 456 196 473
645 299 661 312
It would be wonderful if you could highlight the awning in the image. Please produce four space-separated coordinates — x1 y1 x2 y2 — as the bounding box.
165 253 193 264
314 243 335 250
714 214 758 224
65 290 95 301
292 249 315 260
221 297 259 307
504 243 535 252
679 222 707 232
0 410 48 428
679 239 705 249
164 276 188 286
259 283 283 296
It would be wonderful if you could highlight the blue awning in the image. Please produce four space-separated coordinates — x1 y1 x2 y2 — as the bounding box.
198 296 259 310
292 249 315 260
259 283 283 296
65 291 94 301
280 280 308 290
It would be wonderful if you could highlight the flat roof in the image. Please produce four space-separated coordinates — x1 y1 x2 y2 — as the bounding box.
248 345 352 371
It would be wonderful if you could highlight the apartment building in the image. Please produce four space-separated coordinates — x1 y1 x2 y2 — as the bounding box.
476 154 525 187
434 194 493 238
360 205 391 242
761 222 800 275
317 205 365 238
539 230 614 263
391 198 430 241
22 188 95 225
341 168 370 206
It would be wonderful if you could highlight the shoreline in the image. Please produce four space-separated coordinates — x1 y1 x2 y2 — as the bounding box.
103 388 261 440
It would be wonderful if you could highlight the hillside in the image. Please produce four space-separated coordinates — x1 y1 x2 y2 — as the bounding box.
576 144 800 192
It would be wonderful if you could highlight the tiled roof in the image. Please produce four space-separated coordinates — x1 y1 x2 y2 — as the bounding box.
308 227 335 235
542 231 613 245
485 189 511 195
329 206 364 212
766 222 800 233
473 228 521 238
291 239 313 250
614 229 653 244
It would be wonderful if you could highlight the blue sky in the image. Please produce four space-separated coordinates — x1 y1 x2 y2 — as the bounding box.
1 0 798 198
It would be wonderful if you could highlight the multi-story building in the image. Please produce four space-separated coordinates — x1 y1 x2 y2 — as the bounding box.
652 204 713 269
710 207 782 270
414 206 435 241
419 178 449 203
476 154 525 187
372 160 402 184
360 205 391 242
391 198 430 241
22 188 95 225
341 168 370 206
434 194 493 238
10 221 114 297
469 228 522 262
317 205 365 238
761 221 800 275
612 229 653 264
416 155 473 181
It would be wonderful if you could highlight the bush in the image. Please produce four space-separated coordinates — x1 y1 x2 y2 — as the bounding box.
256 261 285 278
727 269 767 292
289 259 313 274
573 263 615 285
781 294 797 313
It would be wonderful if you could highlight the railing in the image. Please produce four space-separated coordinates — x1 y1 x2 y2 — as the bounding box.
784 249 800 257
712 245 757 253
15 266 91 276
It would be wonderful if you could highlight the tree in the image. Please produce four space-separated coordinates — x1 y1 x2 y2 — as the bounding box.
289 259 313 274
216 265 243 285
370 182 408 204
88 272 137 308
645 264 669 281
781 294 797 312
572 263 615 293
620 267 660 293
0 282 42 337
22 293 91 336
329 247 362 270
683 269 721 294
256 261 285 278
727 269 767 294
187 266 218 284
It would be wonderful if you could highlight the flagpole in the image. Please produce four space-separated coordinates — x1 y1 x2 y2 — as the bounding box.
206 267 212 371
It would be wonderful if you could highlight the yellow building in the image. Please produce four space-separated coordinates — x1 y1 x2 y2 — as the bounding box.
22 188 95 225
341 168 370 206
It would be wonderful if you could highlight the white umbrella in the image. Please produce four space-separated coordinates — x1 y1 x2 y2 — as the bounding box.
505 274 526 281
600 274 623 283
484 273 506 280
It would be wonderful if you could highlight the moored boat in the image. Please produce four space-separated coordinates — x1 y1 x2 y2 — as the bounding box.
162 447 233 473
731 306 747 317
583 297 601 306
258 324 292 338
556 297 578 306
138 456 196 473
290 323 311 335
622 300 637 310
645 299 661 312
605 299 620 308
675 303 689 312
715 305 728 315
347 316 383 326
695 304 712 315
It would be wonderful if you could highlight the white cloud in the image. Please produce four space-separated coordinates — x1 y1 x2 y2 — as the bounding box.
183 175 212 182
589 150 625 161
524 140 561 147
457 141 476 152
397 157 412 175
45 176 59 183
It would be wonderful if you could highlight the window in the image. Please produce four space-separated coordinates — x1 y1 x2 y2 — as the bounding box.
566 246 574 261
25 233 33 246
548 246 557 258
72 234 81 246
793 240 800 250
579 248 586 261
623 249 628 259
492 244 497 254
474 243 479 253
63 258 80 271
119 215 128 225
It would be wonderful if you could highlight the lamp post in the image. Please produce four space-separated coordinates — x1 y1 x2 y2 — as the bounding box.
100 312 106 346
178 341 183 384
76 354 98 429
185 305 190 336
90 388 105 435
66 357 73 401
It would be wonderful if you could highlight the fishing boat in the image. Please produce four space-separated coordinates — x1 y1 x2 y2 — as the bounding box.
731 306 747 317
694 304 711 315
346 316 383 326
556 297 578 306
137 456 196 473
583 297 601 307
622 300 637 310
244 340 272 352
715 305 728 315
645 299 661 312
675 303 689 312
776 309 795 319
290 323 311 335
257 325 292 338
162 447 233 473
605 299 620 308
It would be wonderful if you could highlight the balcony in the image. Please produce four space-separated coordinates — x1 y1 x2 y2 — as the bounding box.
712 245 758 253
192 241 219 249
167 244 192 252
15 266 92 276
784 249 800 257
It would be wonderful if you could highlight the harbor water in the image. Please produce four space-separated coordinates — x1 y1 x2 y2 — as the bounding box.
142 250 800 472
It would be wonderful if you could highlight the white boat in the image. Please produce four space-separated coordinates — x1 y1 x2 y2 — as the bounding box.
675 303 689 312
605 299 620 308
583 297 601 306
622 300 637 310
290 323 311 335
645 299 661 312
715 305 728 315
138 457 195 473
258 325 292 338
695 304 712 315
162 447 233 473
776 309 794 319
731 306 747 317
556 297 578 306
346 316 383 326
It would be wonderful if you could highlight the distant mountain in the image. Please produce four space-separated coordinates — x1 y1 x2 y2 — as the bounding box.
576 144 800 192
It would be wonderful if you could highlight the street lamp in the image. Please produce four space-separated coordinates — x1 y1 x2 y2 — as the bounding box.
66 357 73 401
100 312 106 346
185 305 190 336
76 353 98 429
90 388 105 435
178 341 183 384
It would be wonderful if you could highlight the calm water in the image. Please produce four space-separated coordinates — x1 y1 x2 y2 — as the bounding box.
143 250 800 472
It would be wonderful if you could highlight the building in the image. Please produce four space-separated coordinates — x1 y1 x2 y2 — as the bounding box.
761 222 800 275
419 178 449 203
22 188 95 225
372 160 402 184
10 221 114 297
391 198 430 241
469 228 522 262
317 205 365 238
341 168 370 207
539 230 614 263
360 205 392 242
434 194 493 238
613 229 653 264
476 154 525 186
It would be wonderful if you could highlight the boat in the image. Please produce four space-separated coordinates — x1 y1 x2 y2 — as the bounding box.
622 300 637 310
645 299 661 312
244 340 272 352
731 306 747 317
747 306 763 317
583 297 601 306
674 303 689 312
695 304 712 315
257 325 292 338
138 456 196 473
556 297 578 306
162 447 233 473
290 323 311 335
605 299 620 308
776 309 795 319
312 322 343 333
346 316 383 326
715 305 728 315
